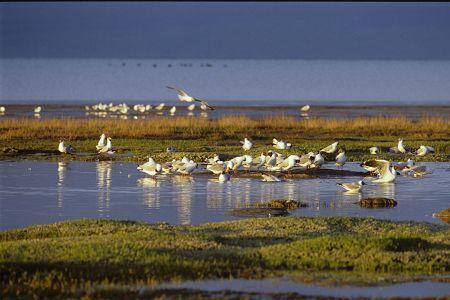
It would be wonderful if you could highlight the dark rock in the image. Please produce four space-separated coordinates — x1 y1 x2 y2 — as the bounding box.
255 199 308 209
359 198 397 208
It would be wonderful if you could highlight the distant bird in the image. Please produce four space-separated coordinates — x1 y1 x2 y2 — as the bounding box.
261 173 282 182
0 106 6 113
166 86 215 110
98 137 113 154
320 142 339 154
404 165 430 177
96 133 106 151
369 146 380 155
337 180 365 192
205 154 221 164
395 158 415 171
416 145 435 157
187 104 196 111
277 155 300 172
166 145 176 153
34 106 42 113
218 171 231 183
335 150 347 167
298 152 316 168
300 105 310 112
240 138 253 151
169 106 177 115
58 140 75 154
155 103 165 110
273 138 292 150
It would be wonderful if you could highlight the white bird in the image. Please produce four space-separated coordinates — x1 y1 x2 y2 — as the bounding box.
416 145 435 156
137 162 162 176
58 140 75 154
251 153 266 171
205 154 221 164
240 138 253 151
404 165 429 177
372 160 397 183
369 147 380 155
396 158 415 170
169 106 177 115
167 86 215 110
261 173 282 182
207 162 225 175
218 171 231 183
145 104 152 111
397 139 408 154
155 103 165 110
337 180 365 192
98 137 113 154
34 106 42 113
96 133 106 151
300 105 310 112
335 151 347 167
311 153 324 169
187 104 196 111
277 155 300 172
273 138 291 150
320 142 339 154
176 161 198 175
298 152 316 168
265 152 278 168
0 106 6 113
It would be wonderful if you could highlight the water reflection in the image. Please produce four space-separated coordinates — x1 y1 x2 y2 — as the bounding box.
56 161 69 215
96 161 112 217
1 161 448 230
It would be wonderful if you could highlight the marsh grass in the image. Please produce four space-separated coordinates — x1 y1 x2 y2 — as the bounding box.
1 217 449 298
1 115 450 140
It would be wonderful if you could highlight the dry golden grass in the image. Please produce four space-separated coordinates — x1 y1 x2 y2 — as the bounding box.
1 115 449 140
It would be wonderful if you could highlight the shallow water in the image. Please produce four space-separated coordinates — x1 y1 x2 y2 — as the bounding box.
155 278 450 298
1 161 449 230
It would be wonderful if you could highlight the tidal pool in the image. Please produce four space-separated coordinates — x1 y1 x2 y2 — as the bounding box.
0 161 449 230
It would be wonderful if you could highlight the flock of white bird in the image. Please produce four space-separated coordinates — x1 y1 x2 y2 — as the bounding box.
57 133 434 193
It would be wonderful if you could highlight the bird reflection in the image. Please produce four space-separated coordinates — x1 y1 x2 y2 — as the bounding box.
56 161 69 215
96 161 112 217
137 177 161 209
172 176 194 224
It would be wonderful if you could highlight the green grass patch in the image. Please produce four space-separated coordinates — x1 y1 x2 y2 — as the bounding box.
1 217 449 298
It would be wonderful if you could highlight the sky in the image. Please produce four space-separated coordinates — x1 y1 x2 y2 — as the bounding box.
1 2 450 59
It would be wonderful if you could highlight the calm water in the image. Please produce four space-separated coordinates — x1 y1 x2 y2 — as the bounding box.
1 161 449 231
155 278 450 298
2 59 450 103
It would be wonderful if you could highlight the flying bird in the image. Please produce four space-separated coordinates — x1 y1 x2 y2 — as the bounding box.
167 86 215 110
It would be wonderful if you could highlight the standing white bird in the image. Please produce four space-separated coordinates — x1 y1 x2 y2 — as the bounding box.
167 86 215 110
187 104 196 111
98 137 113 154
320 142 339 154
34 106 42 113
240 138 253 151
372 160 397 183
311 153 324 169
337 180 365 192
335 151 347 167
369 146 380 155
278 155 300 172
96 133 106 151
58 140 75 154
300 105 310 112
0 106 5 113
169 106 177 115
176 161 198 175
397 139 408 154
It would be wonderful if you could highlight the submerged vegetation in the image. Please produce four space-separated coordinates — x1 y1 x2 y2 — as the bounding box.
1 217 449 298
0 116 449 162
